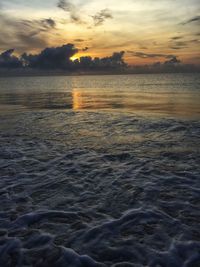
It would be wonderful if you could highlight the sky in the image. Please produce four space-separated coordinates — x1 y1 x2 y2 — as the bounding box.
0 0 200 65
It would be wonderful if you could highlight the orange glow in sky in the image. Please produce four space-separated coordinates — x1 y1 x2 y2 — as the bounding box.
0 0 199 65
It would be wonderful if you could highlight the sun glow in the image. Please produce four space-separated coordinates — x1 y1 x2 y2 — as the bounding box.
70 56 79 62
70 52 91 62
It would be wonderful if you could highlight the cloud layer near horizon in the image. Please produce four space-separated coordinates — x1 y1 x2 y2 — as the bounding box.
2 43 198 74
0 44 127 70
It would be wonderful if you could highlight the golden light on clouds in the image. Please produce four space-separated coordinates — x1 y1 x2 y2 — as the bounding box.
70 55 79 61
0 0 199 65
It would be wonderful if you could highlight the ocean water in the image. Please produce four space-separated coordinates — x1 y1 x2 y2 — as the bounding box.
0 73 200 117
0 73 200 266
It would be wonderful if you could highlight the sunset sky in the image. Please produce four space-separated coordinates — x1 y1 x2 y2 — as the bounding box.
0 0 199 65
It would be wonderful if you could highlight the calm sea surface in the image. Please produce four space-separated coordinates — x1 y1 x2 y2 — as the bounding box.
0 73 199 118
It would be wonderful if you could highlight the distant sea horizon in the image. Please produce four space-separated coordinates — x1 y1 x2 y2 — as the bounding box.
0 66 200 77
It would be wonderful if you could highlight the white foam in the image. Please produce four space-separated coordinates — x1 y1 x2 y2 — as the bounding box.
0 110 199 266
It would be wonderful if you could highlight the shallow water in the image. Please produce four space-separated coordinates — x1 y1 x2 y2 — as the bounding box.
0 74 200 266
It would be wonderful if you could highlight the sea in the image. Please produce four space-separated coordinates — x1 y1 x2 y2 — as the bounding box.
0 73 200 266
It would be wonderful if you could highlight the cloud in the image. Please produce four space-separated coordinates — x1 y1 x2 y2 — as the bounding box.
21 44 78 69
170 39 199 50
42 18 56 29
0 49 22 68
92 9 113 26
129 58 198 74
1 44 199 74
171 36 183 40
20 18 56 37
127 51 176 59
57 0 83 24
22 46 126 70
57 1 113 26
170 41 188 50
190 39 200 43
74 39 84 42
78 51 126 70
169 36 187 49
182 15 200 25
164 56 181 65
0 43 127 71
128 51 181 67
0 12 56 52
82 47 89 51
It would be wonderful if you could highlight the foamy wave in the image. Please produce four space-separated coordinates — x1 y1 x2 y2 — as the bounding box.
0 110 199 266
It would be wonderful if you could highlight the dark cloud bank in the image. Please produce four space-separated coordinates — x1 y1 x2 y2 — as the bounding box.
0 44 127 72
0 44 199 75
